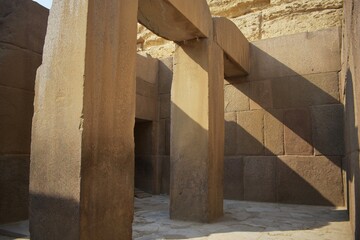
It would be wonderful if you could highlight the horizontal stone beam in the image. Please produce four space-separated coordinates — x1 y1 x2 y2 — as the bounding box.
138 0 212 41
213 17 250 77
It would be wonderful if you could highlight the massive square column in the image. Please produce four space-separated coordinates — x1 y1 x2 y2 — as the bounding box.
29 0 138 239
170 39 225 222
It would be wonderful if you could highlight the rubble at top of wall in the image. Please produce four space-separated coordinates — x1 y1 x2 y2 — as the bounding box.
137 0 343 58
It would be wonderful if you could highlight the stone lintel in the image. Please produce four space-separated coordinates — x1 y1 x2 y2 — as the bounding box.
138 0 212 41
213 17 250 78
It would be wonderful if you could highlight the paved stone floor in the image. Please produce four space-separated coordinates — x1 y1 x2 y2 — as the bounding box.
133 195 351 240
0 195 352 240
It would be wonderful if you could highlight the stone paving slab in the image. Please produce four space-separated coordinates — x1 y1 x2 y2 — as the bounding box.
133 195 352 240
0 195 352 239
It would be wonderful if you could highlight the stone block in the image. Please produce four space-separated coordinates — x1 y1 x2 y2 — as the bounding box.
264 110 284 155
165 119 170 155
344 79 359 154
244 156 276 202
271 72 340 109
224 83 250 112
311 104 344 156
236 110 264 155
247 27 341 81
213 17 250 77
250 80 273 110
136 78 157 98
171 39 224 222
224 157 244 200
136 54 159 84
136 94 157 121
284 109 313 155
0 44 42 91
160 94 171 119
0 0 48 53
0 87 34 154
346 151 360 235
157 118 171 156
160 156 170 194
159 119 166 155
138 0 212 41
224 112 237 156
158 57 173 94
29 0 138 239
0 155 29 224
277 156 344 206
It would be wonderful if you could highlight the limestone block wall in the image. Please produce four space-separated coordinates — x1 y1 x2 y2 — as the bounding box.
0 0 48 224
340 0 360 237
223 27 344 206
137 0 343 58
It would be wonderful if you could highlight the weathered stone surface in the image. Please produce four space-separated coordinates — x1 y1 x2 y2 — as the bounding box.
271 72 340 109
284 109 313 155
236 110 264 155
224 112 237 156
29 0 138 239
262 0 343 39
244 156 276 202
160 94 171 119
158 57 173 94
0 44 42 91
262 9 343 40
250 80 273 110
137 0 343 59
311 104 344 156
0 0 48 53
171 39 224 222
0 87 34 154
208 0 269 18
264 110 284 155
138 0 212 41
213 17 250 77
224 157 244 200
136 54 159 84
224 83 250 112
232 12 261 41
277 156 344 206
0 155 29 224
245 28 341 81
270 0 342 8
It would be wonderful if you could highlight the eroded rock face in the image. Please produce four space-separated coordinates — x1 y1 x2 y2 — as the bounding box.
137 0 343 58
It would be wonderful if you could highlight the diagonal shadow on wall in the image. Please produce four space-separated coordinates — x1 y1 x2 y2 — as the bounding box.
222 38 346 208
